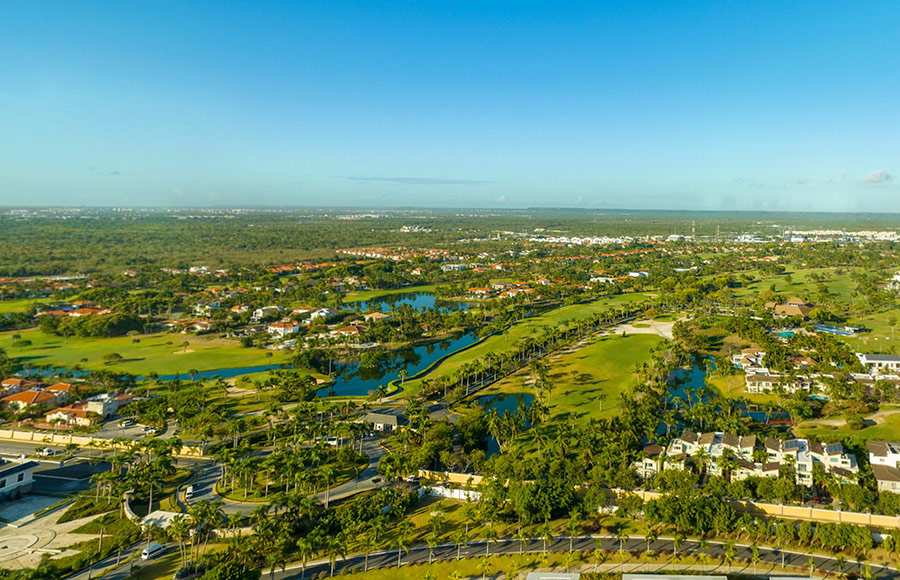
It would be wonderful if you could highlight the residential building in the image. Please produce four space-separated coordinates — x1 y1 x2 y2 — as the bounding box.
872 464 900 493
869 440 900 468
857 353 900 374
360 412 407 432
1 389 62 411
46 404 102 427
267 321 300 338
0 461 38 502
765 437 857 485
252 306 283 321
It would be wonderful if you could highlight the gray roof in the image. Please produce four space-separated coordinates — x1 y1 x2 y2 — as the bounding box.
0 461 39 478
362 412 406 426
873 463 900 483
860 354 900 362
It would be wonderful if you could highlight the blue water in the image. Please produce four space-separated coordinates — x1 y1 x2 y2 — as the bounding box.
320 332 479 397
477 393 535 416
349 292 468 313
476 393 534 455
667 359 789 424
16 291 480 396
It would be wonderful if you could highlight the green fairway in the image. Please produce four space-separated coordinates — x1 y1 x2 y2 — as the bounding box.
733 266 865 302
2 328 290 377
478 333 664 422
794 407 900 443
0 297 52 313
403 293 651 394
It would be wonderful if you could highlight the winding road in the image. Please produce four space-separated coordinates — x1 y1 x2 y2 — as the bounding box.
180 436 388 515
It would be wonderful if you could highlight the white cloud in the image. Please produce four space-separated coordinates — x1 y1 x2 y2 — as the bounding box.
496 194 508 203
862 169 893 184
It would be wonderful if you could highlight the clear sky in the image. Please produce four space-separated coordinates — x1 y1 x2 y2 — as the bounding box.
2 1 899 210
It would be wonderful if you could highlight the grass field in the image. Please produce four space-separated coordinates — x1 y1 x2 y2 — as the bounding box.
706 373 779 405
403 293 651 394
477 333 664 422
794 407 900 443
2 328 291 377
733 266 865 302
0 297 53 314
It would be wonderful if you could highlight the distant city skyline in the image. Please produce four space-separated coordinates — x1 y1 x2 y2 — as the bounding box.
1 1 898 211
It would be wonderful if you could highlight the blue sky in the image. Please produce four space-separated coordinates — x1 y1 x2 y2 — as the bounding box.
1 1 899 210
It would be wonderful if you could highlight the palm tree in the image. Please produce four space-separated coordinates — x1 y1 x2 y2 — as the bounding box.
295 537 317 580
325 533 346 577
483 526 497 557
361 529 378 572
540 522 554 553
516 528 529 555
615 525 631 554
566 513 582 553
644 527 658 553
395 520 413 567
452 529 467 561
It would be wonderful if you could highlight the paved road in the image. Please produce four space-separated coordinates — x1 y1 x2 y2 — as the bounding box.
65 540 170 580
182 436 387 514
272 535 898 579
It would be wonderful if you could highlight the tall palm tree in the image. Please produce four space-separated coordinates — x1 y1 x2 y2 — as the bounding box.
395 521 413 567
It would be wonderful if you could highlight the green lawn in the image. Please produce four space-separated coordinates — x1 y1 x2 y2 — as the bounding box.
0 297 53 314
2 328 290 377
733 266 865 303
478 333 663 422
403 294 650 394
706 374 779 405
794 407 900 443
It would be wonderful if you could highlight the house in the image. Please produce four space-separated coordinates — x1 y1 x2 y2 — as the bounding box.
0 461 39 502
872 464 900 493
360 412 407 432
765 437 858 485
869 440 900 468
0 378 43 395
252 306 284 321
732 348 765 370
44 383 75 401
46 403 102 427
267 321 300 338
767 299 815 318
441 264 466 272
230 304 250 315
363 311 391 322
634 444 666 479
310 308 337 320
857 353 900 374
2 389 62 411
331 325 362 337
468 287 493 298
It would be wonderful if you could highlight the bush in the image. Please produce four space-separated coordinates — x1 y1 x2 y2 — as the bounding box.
846 414 866 430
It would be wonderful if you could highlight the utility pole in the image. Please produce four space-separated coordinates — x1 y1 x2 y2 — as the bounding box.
691 220 696 242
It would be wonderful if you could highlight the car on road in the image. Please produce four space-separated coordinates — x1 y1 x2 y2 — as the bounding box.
119 418 135 427
185 485 195 500
141 543 167 560
36 447 56 457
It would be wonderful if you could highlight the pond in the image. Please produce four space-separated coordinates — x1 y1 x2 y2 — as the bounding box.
666 359 789 425
475 392 534 456
319 331 480 397
350 292 469 313
476 392 535 416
